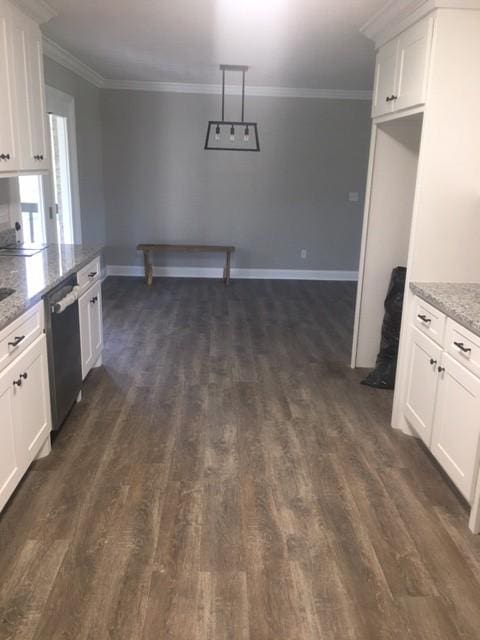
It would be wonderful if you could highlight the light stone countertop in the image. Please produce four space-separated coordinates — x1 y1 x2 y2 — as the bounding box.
410 282 480 338
0 244 103 332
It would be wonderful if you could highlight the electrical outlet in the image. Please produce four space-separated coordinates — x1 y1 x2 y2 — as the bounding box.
301 249 307 259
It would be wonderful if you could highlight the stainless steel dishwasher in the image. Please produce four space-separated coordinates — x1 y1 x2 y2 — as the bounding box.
44 275 82 431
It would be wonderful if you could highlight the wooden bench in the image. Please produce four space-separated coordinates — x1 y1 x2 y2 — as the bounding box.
137 244 235 286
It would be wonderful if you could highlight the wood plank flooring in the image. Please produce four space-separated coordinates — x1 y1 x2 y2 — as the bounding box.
1 276 480 639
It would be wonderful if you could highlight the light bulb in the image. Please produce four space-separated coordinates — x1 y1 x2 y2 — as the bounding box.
215 124 221 141
230 125 235 141
244 125 250 142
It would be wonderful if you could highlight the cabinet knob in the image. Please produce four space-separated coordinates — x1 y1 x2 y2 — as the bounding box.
90 296 98 304
430 358 437 366
438 366 445 374
0 153 10 160
13 378 22 387
20 372 28 381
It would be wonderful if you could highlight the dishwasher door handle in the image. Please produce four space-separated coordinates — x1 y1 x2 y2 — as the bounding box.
52 286 81 314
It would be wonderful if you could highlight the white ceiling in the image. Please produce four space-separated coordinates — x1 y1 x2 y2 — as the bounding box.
42 0 387 90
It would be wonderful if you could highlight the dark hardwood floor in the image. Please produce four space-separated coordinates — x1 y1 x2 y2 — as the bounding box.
1 276 480 639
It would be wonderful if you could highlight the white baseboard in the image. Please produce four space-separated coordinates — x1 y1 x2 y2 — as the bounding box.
107 265 358 281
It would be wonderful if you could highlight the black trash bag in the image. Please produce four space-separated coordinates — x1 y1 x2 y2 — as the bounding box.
361 266 407 390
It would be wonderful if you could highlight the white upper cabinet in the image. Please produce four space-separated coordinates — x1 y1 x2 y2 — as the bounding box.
372 38 399 118
10 4 49 172
372 16 434 119
395 17 434 112
0 0 18 172
0 0 49 175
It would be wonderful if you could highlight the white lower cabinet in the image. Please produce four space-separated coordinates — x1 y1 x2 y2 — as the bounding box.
12 334 51 467
404 298 480 530
431 354 480 502
79 279 103 380
404 327 441 446
0 366 22 512
0 333 51 512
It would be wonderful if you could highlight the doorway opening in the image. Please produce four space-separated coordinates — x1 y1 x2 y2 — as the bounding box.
49 113 74 244
44 86 82 244
352 112 423 369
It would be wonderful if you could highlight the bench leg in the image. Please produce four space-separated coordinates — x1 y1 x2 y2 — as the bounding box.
223 250 231 285
143 250 153 286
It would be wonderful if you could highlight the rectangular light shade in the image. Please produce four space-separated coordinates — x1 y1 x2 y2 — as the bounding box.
204 121 260 152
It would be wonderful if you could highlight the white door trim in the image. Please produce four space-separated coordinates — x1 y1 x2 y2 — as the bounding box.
45 85 82 244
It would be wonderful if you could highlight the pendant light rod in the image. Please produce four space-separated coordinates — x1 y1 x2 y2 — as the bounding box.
241 69 246 123
218 64 249 124
221 67 225 122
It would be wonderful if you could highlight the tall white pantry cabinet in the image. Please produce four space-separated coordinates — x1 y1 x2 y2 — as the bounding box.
352 1 480 531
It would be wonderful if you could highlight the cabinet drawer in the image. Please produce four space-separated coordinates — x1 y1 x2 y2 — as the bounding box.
0 301 44 372
445 319 480 379
413 297 446 346
76 256 101 294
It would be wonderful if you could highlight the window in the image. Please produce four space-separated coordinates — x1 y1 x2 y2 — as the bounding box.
18 175 46 244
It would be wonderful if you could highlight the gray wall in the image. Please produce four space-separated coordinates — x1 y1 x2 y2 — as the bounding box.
101 90 371 271
44 57 106 246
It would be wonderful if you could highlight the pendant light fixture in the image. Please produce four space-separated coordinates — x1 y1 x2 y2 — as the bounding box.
204 64 260 152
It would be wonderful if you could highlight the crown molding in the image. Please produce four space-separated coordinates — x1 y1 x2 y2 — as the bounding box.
42 37 106 88
14 0 57 24
361 0 480 47
41 37 372 100
103 79 372 101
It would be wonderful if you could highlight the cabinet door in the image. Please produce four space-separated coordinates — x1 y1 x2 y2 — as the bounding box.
395 17 433 112
372 38 398 118
404 327 442 446
79 288 94 379
26 24 49 170
431 354 480 502
90 281 103 365
10 8 48 172
0 0 18 173
0 365 22 512
12 335 51 468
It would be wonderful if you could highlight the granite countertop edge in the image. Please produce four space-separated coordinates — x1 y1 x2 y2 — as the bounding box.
0 245 103 333
410 282 480 338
